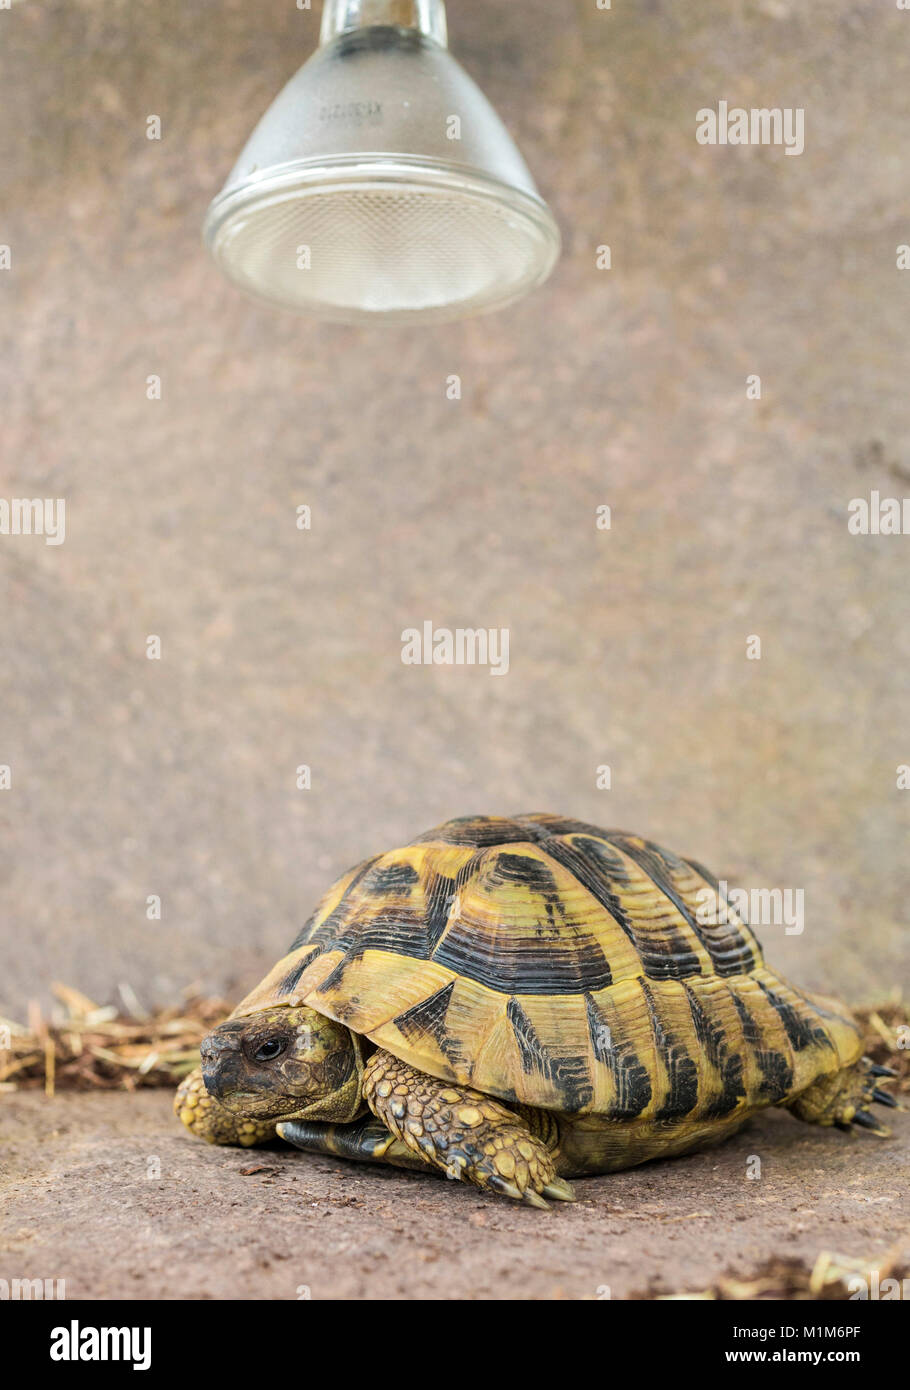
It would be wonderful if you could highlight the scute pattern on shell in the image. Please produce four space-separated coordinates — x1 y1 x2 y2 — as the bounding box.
232 815 862 1115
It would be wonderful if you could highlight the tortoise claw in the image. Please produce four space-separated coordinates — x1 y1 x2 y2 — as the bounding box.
521 1188 551 1210
872 1087 898 1109
488 1176 525 1202
867 1063 898 1078
542 1177 577 1203
853 1110 890 1137
487 1175 553 1208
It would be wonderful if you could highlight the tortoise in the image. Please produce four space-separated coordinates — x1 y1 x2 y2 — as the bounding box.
175 814 897 1207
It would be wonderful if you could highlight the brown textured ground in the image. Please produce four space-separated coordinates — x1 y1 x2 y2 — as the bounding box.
1 1091 907 1300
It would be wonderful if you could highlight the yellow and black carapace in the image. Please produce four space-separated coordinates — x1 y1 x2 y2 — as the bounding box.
176 814 897 1207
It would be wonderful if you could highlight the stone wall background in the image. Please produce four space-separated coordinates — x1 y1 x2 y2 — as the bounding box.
2 0 908 1009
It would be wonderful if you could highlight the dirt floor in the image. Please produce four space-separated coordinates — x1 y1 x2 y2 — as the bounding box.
1 1090 907 1300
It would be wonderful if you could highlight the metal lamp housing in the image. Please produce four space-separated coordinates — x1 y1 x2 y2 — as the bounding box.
203 0 560 323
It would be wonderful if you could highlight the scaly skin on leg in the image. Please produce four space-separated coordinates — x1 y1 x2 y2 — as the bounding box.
362 1049 575 1207
788 1057 898 1137
174 1067 277 1147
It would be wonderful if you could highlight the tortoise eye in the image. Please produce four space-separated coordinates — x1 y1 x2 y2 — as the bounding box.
252 1038 286 1064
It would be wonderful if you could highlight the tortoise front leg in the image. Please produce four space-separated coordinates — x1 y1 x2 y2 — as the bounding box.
174 1067 276 1147
362 1049 575 1208
277 1114 431 1173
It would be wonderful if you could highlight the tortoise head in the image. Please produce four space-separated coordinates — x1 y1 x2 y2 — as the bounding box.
199 1005 363 1124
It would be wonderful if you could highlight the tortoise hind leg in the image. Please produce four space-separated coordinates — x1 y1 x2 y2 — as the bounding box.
787 1057 899 1138
277 1113 431 1174
361 1049 575 1207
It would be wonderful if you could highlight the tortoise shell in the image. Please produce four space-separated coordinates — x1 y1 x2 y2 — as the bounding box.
232 814 862 1117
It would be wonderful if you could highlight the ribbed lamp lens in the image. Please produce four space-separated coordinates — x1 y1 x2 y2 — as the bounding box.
204 161 559 323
